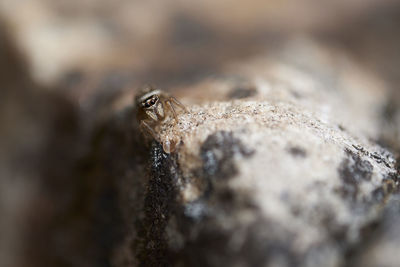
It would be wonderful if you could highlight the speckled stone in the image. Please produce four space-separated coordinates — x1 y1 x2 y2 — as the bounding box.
114 41 399 267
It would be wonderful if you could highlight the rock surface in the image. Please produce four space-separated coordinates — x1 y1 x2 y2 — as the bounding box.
2 6 400 265
105 41 400 266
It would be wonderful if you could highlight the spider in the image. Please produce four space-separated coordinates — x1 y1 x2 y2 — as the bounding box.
135 86 187 152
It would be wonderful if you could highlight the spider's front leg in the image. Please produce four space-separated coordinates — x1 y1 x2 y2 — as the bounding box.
170 96 188 112
139 120 159 142
165 96 188 121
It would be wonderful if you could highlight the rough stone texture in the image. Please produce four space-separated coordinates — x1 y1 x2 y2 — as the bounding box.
350 196 400 267
2 2 400 266
106 41 400 266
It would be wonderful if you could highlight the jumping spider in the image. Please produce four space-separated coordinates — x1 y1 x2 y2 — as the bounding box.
135 86 187 153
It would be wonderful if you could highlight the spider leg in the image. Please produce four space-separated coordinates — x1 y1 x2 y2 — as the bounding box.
165 100 178 121
140 120 159 141
155 102 166 121
170 96 188 112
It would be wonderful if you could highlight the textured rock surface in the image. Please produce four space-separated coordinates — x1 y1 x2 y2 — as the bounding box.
2 3 400 265
105 41 400 266
350 196 400 267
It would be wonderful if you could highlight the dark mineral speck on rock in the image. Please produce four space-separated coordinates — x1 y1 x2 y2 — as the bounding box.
288 146 307 158
227 85 257 99
338 149 374 199
134 142 179 266
201 131 254 180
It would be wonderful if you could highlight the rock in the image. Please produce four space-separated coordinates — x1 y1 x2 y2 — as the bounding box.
350 196 400 267
2 3 400 266
107 40 399 266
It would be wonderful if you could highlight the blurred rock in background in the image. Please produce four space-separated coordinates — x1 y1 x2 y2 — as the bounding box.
1 1 400 266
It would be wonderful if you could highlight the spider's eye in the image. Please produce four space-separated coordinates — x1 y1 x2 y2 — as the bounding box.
143 95 158 108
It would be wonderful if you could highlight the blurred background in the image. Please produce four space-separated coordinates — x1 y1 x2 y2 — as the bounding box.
1 0 400 92
1 1 400 267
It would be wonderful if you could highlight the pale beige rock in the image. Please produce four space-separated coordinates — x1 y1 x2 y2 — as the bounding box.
115 40 399 267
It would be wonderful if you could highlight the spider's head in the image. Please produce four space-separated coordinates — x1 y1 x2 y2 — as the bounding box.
136 86 161 110
136 87 164 122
